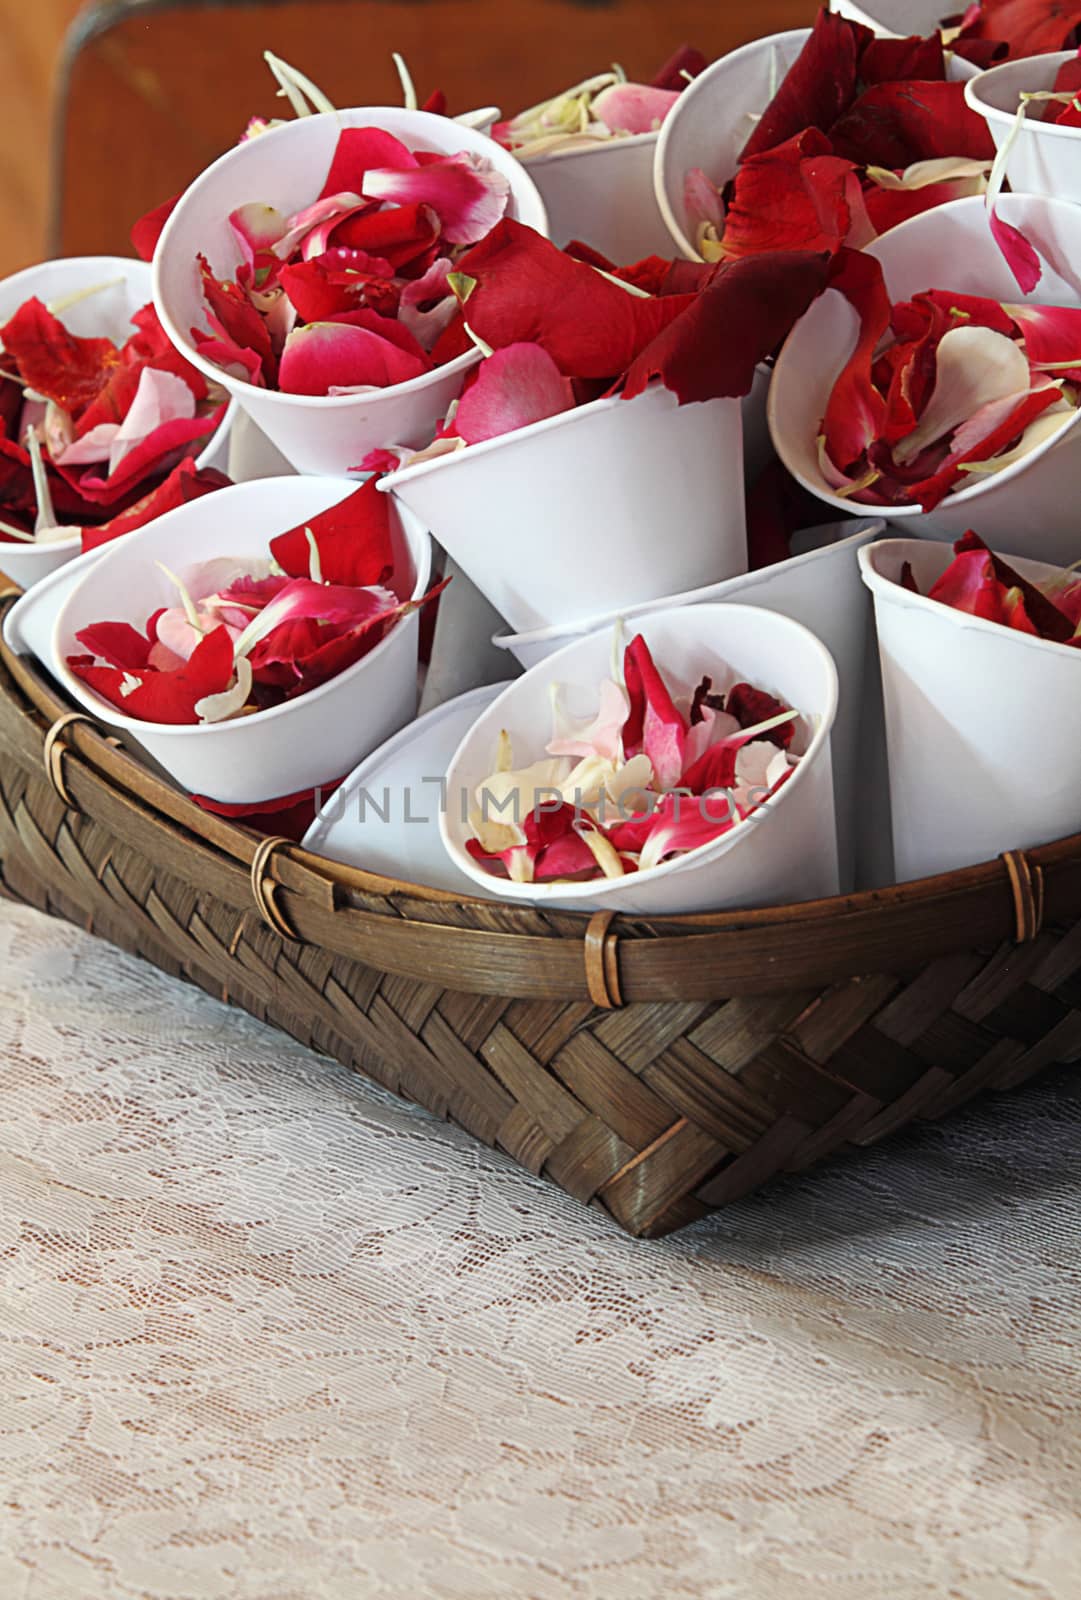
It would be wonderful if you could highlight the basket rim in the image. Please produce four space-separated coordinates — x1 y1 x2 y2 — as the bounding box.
1 588 1076 1005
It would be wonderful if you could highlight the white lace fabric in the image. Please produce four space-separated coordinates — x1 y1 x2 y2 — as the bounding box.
1 899 1079 1599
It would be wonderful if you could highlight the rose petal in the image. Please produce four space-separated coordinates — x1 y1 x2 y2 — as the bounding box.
397 257 458 350
318 126 419 200
547 677 631 764
68 622 237 724
277 321 429 394
719 130 868 259
741 8 870 160
0 298 120 419
451 343 576 444
622 633 686 790
131 193 180 262
64 401 227 505
590 82 679 134
621 248 833 404
269 477 395 588
821 248 892 473
830 80 995 168
360 155 511 246
892 324 1031 466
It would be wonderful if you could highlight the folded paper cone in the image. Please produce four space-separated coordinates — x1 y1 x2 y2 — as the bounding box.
491 516 883 891
0 255 234 592
441 601 840 916
769 193 1081 567
859 537 1081 881
52 476 431 804
153 108 548 477
380 383 746 635
525 133 674 263
965 53 1081 204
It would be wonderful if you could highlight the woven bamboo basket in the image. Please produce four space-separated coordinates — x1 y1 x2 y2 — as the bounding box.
1 587 1078 1237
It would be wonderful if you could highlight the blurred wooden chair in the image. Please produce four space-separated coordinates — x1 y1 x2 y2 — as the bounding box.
50 0 814 258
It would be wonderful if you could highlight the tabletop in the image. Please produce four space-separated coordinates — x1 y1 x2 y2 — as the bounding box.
1 896 1079 1600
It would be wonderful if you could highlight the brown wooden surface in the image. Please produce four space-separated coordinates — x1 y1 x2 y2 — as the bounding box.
0 0 84 273
46 0 816 262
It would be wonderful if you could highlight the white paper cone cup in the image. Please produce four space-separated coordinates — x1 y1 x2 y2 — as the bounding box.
51 476 431 804
859 537 1081 881
491 516 882 890
769 194 1081 568
524 133 674 263
153 109 548 478
0 255 235 592
440 602 840 916
965 53 1081 203
380 384 746 635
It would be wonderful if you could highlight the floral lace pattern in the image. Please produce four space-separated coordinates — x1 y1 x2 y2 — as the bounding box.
1 900 1078 1599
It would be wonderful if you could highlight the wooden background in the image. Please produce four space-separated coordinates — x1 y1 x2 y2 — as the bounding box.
0 0 814 275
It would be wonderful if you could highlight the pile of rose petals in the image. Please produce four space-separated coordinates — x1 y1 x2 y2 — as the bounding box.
494 46 705 157
684 10 995 263
66 479 444 725
189 125 516 396
900 529 1081 642
363 220 832 463
466 632 802 884
0 296 229 551
817 248 1081 510
949 0 1081 63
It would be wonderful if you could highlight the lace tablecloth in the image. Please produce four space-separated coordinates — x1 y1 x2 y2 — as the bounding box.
1 898 1079 1600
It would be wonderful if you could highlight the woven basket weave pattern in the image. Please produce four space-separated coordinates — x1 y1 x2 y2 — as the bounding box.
1 623 1079 1237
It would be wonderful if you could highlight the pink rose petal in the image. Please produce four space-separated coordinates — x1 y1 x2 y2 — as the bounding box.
278 322 430 395
361 155 510 246
591 82 679 134
451 343 576 444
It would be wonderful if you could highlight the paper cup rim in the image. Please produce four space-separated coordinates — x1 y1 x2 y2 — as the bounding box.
377 383 678 491
51 475 431 740
858 536 1081 661
0 254 236 566
653 27 812 261
490 517 887 653
768 192 1081 514
152 105 546 405
964 50 1081 138
439 600 839 904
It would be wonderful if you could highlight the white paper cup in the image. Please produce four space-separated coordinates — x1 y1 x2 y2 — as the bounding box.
490 517 882 891
965 52 1081 203
440 602 840 916
0 255 234 592
380 383 745 635
523 132 674 263
769 193 1081 568
860 537 1081 881
153 109 548 478
829 0 980 74
51 476 431 804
